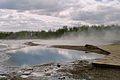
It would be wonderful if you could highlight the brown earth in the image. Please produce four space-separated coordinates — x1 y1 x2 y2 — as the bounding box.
52 44 110 55
52 43 120 68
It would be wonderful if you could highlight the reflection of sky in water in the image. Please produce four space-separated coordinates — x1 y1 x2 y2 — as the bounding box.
5 46 105 66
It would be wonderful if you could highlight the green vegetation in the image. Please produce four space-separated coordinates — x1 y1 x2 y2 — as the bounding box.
0 25 120 39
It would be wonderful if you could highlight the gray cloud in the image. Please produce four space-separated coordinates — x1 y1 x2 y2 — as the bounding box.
64 0 120 25
0 0 64 11
0 0 120 25
71 6 120 24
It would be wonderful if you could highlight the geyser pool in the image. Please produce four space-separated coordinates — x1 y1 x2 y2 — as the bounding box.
5 46 105 66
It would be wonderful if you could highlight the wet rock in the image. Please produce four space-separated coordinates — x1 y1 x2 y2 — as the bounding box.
85 44 99 49
0 73 7 76
24 42 39 46
85 51 89 53
45 73 51 76
57 64 61 68
58 76 65 80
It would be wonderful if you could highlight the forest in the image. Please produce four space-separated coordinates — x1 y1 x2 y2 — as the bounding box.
0 25 120 39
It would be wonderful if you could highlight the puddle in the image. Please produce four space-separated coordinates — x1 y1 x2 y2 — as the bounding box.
4 46 105 66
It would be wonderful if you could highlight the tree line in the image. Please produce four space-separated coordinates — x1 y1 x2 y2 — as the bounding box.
0 25 120 39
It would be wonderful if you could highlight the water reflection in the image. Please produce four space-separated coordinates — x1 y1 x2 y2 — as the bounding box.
5 46 105 66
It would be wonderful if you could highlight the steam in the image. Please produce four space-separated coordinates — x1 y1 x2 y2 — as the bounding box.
59 28 120 45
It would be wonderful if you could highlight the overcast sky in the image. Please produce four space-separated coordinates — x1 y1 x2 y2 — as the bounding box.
0 0 120 31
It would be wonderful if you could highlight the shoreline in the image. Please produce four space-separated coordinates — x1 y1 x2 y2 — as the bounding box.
52 44 110 55
52 43 120 68
0 42 120 80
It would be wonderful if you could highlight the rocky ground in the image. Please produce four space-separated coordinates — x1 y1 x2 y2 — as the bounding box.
1 60 120 80
0 41 120 80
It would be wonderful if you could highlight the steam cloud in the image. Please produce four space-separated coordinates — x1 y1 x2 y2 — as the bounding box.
60 28 120 45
